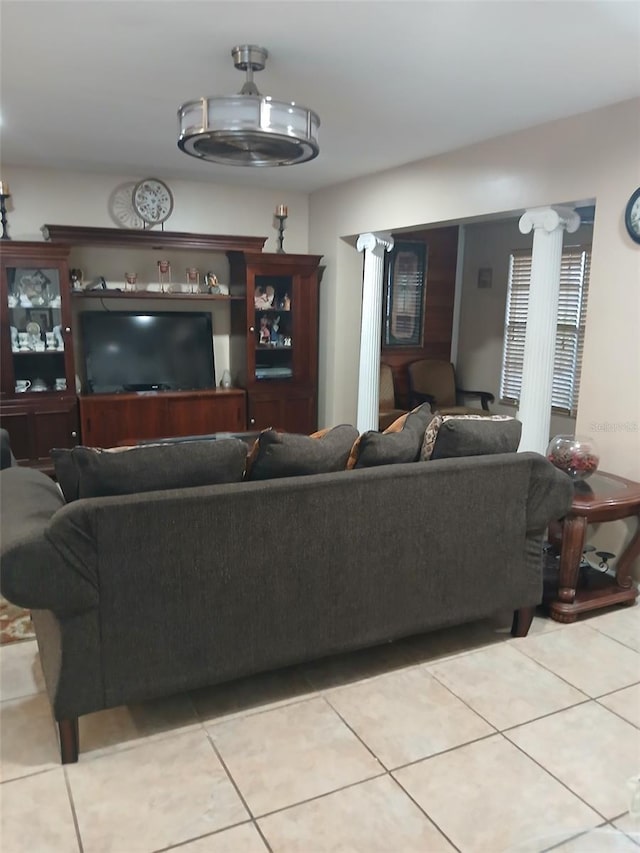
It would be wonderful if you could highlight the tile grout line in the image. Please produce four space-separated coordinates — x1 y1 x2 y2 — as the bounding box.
62 765 85 853
203 731 275 853
196 691 320 731
593 680 640 700
424 654 598 735
387 730 498 775
0 764 61 786
593 697 640 730
386 770 462 852
501 731 612 824
151 819 257 853
69 719 207 766
508 634 639 698
247 771 388 822
539 820 610 853
498 697 593 735
319 694 391 771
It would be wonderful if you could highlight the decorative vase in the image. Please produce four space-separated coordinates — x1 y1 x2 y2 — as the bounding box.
546 435 599 481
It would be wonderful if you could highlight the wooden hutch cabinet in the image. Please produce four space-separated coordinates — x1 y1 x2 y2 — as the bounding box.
228 252 322 434
1 228 323 457
0 242 79 470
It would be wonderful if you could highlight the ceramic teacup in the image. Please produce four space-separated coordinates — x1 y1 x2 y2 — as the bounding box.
15 380 31 392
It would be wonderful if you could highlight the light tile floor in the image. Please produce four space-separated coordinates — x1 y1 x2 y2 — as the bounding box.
1 606 639 853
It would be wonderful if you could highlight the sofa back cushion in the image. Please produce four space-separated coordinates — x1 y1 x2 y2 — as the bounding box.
349 404 432 469
51 438 248 501
246 425 359 481
424 415 522 461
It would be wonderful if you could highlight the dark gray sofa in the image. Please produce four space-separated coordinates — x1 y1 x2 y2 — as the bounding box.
0 450 572 762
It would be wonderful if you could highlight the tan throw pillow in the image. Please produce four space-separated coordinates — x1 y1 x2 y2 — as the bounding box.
382 412 410 434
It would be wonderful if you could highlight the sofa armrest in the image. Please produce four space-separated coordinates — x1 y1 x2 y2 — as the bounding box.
0 467 98 614
523 452 574 532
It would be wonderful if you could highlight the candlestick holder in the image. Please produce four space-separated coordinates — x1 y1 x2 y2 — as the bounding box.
275 213 288 254
0 190 11 241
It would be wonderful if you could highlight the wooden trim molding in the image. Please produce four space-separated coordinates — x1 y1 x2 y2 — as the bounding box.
42 225 267 253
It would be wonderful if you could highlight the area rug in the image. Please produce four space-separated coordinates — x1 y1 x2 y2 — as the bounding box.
0 595 36 644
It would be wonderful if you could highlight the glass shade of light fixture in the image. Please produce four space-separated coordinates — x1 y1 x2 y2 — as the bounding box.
178 45 320 167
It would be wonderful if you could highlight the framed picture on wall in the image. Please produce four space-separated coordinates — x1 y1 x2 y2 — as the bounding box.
382 241 427 347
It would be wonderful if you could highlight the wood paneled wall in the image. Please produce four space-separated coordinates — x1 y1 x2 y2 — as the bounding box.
381 226 458 408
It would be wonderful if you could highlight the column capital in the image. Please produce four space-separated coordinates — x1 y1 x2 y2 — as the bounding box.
356 232 394 255
519 206 581 236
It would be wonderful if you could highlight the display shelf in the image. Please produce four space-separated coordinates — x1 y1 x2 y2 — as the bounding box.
71 290 243 301
256 345 294 351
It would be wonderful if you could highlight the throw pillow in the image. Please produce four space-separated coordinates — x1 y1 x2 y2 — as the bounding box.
349 404 432 469
246 425 359 481
420 414 444 461
428 415 522 461
51 438 248 502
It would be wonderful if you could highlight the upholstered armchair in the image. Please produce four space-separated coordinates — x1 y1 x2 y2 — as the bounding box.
408 359 494 416
379 363 408 431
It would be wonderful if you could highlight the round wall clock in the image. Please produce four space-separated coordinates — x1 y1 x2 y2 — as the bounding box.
132 178 174 227
109 182 145 229
624 187 640 245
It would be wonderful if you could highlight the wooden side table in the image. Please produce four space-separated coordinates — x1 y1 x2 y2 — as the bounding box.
547 471 640 622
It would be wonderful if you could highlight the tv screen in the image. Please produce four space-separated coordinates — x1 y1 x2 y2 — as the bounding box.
81 311 215 394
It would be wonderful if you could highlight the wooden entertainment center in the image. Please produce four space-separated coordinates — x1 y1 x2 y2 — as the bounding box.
0 226 322 468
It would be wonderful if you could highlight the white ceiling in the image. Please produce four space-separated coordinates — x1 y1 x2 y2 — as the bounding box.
2 1 639 193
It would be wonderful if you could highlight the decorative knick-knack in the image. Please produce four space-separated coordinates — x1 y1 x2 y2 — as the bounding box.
546 435 599 481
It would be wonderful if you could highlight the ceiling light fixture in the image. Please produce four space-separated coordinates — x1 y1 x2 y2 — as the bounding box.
177 45 320 167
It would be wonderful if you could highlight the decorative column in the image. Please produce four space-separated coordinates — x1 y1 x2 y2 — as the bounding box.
355 232 394 432
517 206 580 453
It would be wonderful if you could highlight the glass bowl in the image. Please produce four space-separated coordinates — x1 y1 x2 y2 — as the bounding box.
546 435 599 481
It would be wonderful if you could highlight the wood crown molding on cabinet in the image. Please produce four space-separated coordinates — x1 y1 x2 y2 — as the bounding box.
42 225 267 253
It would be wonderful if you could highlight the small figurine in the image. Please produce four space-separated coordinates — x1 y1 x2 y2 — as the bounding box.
283 336 292 347
205 271 219 294
254 286 272 308
52 325 65 351
70 269 84 290
283 293 291 311
271 315 281 346
259 315 271 345
10 325 18 352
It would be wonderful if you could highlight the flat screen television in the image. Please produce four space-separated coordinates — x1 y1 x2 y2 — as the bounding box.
81 311 215 394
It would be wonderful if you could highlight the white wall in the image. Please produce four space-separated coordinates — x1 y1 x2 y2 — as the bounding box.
309 98 640 485
457 218 594 440
2 166 310 254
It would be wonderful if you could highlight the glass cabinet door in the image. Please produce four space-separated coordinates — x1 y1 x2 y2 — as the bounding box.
5 265 68 393
252 275 294 381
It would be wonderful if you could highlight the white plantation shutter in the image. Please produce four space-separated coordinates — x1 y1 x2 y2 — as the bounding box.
500 245 590 416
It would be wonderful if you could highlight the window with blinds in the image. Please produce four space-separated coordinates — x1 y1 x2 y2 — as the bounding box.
500 245 590 415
